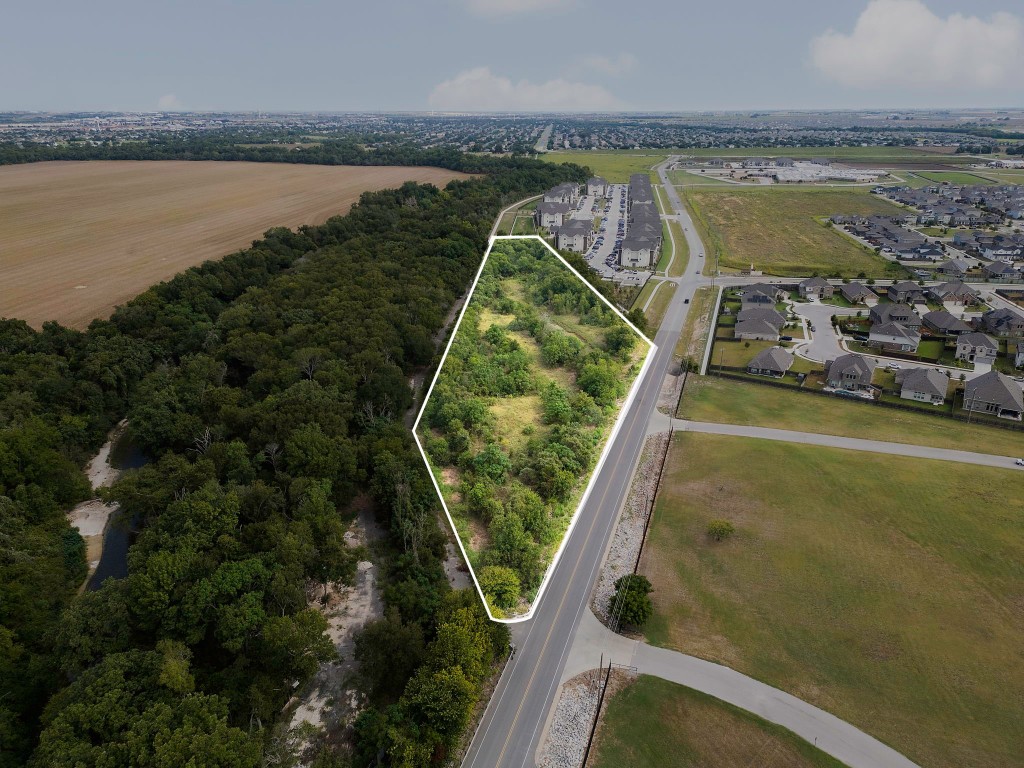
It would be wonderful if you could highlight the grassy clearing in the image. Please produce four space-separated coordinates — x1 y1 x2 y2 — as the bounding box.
0 161 468 329
675 286 717 365
915 171 998 185
664 219 689 278
669 171 738 187
679 375 1024 456
685 187 907 278
642 432 1024 768
541 151 665 182
645 282 676 332
632 278 662 311
592 675 844 768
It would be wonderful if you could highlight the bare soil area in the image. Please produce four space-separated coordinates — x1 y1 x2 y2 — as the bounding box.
0 161 468 328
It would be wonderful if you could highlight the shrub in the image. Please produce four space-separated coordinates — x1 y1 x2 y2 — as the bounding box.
479 566 521 611
609 574 653 628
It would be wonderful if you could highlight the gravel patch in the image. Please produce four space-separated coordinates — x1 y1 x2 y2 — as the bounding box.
658 362 686 415
538 671 606 768
591 432 670 625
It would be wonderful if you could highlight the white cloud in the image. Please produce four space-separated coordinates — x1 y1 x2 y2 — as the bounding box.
575 53 637 77
810 0 1024 91
428 67 620 111
157 93 183 111
463 0 574 15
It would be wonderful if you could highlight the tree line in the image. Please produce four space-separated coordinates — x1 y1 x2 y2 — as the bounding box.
0 150 588 767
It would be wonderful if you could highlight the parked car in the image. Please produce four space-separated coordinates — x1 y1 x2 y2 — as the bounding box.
1016 458 1024 466
780 335 793 341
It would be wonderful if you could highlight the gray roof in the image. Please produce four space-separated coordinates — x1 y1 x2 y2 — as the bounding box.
929 280 978 299
889 280 923 293
958 332 998 350
896 367 948 399
747 346 794 373
841 282 875 301
557 218 593 235
827 353 873 383
587 176 608 185
871 303 919 325
737 307 786 328
735 319 781 337
937 259 969 273
800 276 831 288
537 200 572 215
870 322 920 342
923 310 971 333
965 371 1024 412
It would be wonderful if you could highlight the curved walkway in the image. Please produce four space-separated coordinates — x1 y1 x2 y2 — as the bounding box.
564 609 920 768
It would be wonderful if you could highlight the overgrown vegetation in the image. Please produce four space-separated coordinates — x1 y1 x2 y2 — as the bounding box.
0 150 586 766
419 239 647 615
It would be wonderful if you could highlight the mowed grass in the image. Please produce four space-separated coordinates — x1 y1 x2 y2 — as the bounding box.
642 432 1024 768
592 676 844 768
541 150 665 182
644 282 676 332
680 376 1024 456
915 171 997 185
674 286 717 363
0 160 468 328
685 187 904 278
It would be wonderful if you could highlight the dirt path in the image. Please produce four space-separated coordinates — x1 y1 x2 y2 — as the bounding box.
67 420 127 581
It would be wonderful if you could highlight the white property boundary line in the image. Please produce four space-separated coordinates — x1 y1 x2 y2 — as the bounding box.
412 234 657 624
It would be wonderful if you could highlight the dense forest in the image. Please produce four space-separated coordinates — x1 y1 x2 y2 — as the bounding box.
0 151 588 767
418 240 646 616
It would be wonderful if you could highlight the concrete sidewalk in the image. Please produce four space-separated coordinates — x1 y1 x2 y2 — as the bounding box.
679 419 1024 470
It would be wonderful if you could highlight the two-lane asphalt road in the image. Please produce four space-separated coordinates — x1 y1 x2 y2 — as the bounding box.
462 159 704 768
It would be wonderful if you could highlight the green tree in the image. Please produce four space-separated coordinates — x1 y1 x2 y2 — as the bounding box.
478 566 521 612
609 574 653 628
706 519 735 541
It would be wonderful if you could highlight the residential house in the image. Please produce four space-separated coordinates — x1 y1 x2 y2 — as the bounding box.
955 332 998 364
980 307 1024 337
868 321 921 353
922 310 972 335
555 218 594 253
887 280 926 304
535 201 572 229
735 307 787 341
840 282 877 306
927 280 979 305
798 276 834 299
740 283 785 307
586 176 609 197
747 347 794 378
895 367 948 405
983 262 1020 281
962 371 1024 420
825 354 875 392
935 259 970 278
870 303 921 331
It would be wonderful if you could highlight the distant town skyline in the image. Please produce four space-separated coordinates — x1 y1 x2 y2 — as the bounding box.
2 0 1022 113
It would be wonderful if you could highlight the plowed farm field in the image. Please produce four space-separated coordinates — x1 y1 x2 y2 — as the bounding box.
0 161 468 328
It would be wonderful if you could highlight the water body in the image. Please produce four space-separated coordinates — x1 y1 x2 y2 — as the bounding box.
86 432 148 591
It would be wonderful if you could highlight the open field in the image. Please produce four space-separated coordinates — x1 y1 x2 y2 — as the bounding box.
660 219 689 278
674 286 716 364
541 151 665 182
914 170 997 185
592 675 844 768
679 376 1024 456
0 161 468 328
642 432 1024 768
685 187 907 278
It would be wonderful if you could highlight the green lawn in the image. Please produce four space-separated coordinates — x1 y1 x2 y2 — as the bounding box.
915 171 997 185
644 281 676 332
541 150 666 182
674 286 717 365
684 187 907 278
632 278 662 311
678 375 1024 456
665 219 689 278
592 676 844 768
642 432 1024 768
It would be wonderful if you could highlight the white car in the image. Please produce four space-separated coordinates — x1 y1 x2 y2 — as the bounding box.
1016 458 1024 467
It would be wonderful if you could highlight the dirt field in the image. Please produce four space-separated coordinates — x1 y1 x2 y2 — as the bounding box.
0 161 468 328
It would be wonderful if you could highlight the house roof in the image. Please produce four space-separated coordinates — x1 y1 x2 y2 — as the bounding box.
936 259 969 273
965 371 1024 412
841 282 875 300
896 367 948 399
826 353 873 382
871 303 919 325
800 276 831 288
737 307 786 328
558 218 592 235
889 280 923 293
870 322 920 342
923 310 971 333
587 176 608 185
958 332 998 350
747 346 794 373
984 307 1024 330
930 280 978 298
734 319 781 337
537 200 572 214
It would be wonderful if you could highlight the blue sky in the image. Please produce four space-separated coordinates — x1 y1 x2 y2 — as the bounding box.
2 0 1022 112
